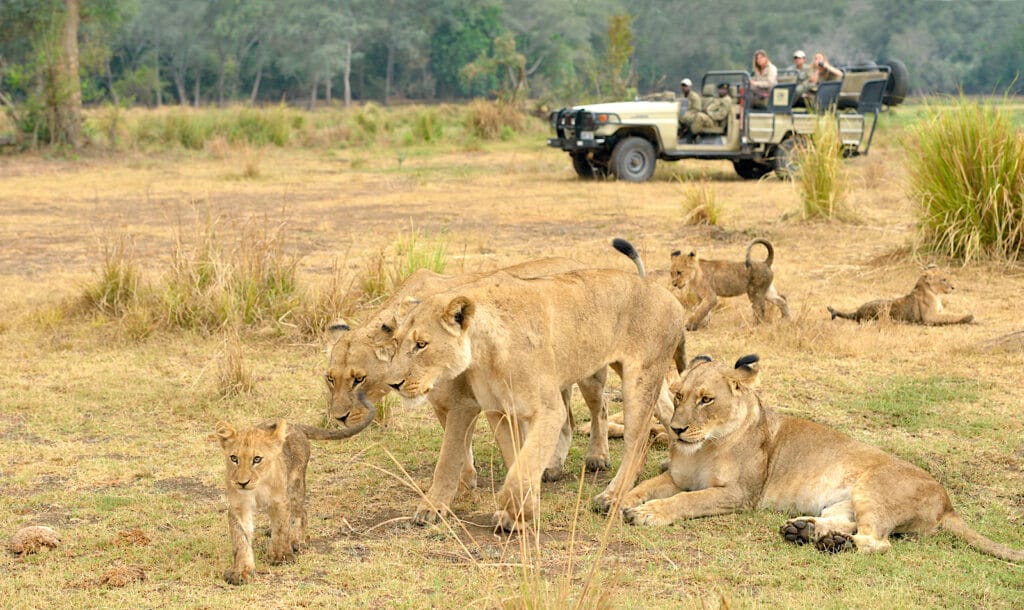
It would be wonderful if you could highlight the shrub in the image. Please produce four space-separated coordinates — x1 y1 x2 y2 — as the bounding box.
680 180 722 226
80 233 143 318
795 114 848 220
906 96 1024 262
464 99 523 140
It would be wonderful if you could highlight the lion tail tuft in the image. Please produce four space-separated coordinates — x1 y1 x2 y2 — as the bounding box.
612 238 645 277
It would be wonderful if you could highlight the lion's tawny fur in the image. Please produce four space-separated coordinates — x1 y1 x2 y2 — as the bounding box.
828 268 974 325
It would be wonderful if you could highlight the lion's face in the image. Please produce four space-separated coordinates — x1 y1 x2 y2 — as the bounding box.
213 421 287 491
325 331 393 424
670 250 699 289
667 355 760 450
386 295 474 399
919 270 955 295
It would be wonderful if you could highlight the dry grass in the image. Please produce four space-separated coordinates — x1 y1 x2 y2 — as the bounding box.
0 104 1022 608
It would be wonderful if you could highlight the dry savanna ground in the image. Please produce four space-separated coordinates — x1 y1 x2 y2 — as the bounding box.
1 109 1022 608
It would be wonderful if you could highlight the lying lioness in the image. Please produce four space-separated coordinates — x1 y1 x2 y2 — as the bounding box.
211 397 376 585
622 354 1023 560
828 267 974 325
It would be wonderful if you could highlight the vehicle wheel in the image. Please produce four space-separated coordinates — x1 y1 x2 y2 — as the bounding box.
732 159 772 180
610 137 656 182
882 58 909 106
572 153 597 179
772 137 800 179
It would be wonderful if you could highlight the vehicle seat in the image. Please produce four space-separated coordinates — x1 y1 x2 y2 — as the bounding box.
814 80 842 113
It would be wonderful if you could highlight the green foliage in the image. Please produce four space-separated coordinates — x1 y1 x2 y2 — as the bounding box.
463 99 523 140
604 13 635 101
360 225 449 302
460 32 526 103
906 96 1024 262
80 233 143 318
837 375 982 432
796 115 849 220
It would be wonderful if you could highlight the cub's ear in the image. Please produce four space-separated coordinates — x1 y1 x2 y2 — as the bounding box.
212 422 236 447
671 250 681 258
728 354 760 392
443 296 475 334
266 420 289 442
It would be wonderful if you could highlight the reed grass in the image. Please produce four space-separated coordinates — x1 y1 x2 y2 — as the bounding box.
906 95 1024 262
795 114 849 220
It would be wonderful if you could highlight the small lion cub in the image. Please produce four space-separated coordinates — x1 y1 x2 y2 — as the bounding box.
828 268 974 326
211 403 375 585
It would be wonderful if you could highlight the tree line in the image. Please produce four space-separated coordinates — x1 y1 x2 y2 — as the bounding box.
2 0 1021 147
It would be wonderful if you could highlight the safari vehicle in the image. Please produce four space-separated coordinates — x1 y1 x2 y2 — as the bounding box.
547 65 899 182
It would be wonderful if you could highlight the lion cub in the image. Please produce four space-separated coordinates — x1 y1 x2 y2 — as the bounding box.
622 354 1023 561
670 238 789 330
211 401 375 585
828 268 974 325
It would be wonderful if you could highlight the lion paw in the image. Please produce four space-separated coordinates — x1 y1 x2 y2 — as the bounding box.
816 531 855 554
591 491 613 514
585 456 611 472
779 518 815 546
223 568 253 585
266 547 295 565
623 502 673 527
412 502 451 526
493 509 520 533
541 466 564 482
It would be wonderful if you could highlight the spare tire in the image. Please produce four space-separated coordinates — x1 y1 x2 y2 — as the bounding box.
882 58 909 106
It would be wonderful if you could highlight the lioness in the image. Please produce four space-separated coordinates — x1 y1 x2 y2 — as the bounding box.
211 398 376 585
386 251 686 531
622 355 1023 561
325 258 612 525
670 238 789 330
827 268 974 325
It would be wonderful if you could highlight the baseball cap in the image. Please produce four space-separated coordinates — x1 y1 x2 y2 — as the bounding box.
680 78 692 87
793 50 806 58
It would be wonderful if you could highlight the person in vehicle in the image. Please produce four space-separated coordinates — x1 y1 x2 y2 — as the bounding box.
683 82 732 136
789 50 812 97
750 49 778 108
678 78 702 136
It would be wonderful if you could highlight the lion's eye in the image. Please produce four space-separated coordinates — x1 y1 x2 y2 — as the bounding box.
252 456 262 465
415 340 428 350
674 392 684 402
353 375 365 387
699 395 714 406
326 374 335 386
229 455 238 464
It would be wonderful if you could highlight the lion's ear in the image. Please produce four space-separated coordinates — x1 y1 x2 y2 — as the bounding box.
267 420 289 443
324 320 350 354
212 422 236 448
688 354 712 369
443 296 474 334
728 354 760 392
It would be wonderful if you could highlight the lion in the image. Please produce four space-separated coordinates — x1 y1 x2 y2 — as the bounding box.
385 242 686 531
211 398 376 585
325 257 613 525
827 268 974 325
670 238 789 330
621 354 1023 561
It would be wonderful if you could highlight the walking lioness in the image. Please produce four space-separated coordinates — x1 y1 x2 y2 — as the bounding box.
622 354 1023 561
211 398 376 585
670 238 789 330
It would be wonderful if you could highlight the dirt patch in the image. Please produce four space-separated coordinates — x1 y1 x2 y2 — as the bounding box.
152 476 221 502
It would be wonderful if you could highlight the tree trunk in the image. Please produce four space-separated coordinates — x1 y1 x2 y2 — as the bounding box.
193 73 200 107
154 43 162 107
105 58 119 106
325 76 332 104
56 0 82 148
384 39 394 106
308 73 318 111
249 55 264 105
173 68 187 105
343 41 352 107
216 52 226 107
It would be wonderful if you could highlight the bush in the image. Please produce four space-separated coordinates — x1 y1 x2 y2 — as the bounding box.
906 96 1024 262
463 99 523 140
795 114 849 220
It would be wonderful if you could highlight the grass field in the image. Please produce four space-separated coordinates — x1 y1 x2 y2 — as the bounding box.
0 103 1022 608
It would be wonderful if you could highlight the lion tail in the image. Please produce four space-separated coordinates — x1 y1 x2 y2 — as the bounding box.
745 238 774 269
612 237 645 277
294 392 377 441
940 512 1024 562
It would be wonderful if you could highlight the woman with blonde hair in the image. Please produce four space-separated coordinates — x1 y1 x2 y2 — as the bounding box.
750 49 777 108
809 52 843 88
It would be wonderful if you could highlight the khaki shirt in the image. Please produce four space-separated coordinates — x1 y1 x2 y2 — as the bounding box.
683 89 702 113
705 94 732 122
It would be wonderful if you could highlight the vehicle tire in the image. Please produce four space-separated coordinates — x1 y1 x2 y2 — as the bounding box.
772 137 800 179
732 159 772 180
610 136 656 182
882 58 909 106
572 153 597 179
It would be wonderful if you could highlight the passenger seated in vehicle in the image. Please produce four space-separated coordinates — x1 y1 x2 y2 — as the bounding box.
802 52 843 104
789 50 813 98
677 78 702 136
750 49 778 108
680 82 732 137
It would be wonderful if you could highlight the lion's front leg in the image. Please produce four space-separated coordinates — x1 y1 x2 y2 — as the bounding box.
623 485 745 527
686 291 716 331
592 372 660 514
266 497 295 565
922 311 974 325
619 472 680 511
224 500 256 585
414 392 480 525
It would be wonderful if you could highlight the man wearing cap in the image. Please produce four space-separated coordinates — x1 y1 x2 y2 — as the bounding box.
789 50 813 98
678 78 702 136
684 82 732 136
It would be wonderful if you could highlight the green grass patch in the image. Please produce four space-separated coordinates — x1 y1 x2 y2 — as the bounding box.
836 375 982 431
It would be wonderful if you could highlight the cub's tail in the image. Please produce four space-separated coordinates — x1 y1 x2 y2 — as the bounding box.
612 237 646 277
827 306 856 321
294 392 377 440
745 238 774 269
940 512 1024 562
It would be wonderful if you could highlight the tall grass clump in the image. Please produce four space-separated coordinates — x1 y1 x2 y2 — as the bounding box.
464 99 524 140
679 180 723 225
80 233 144 317
795 114 849 220
360 226 449 302
906 96 1024 262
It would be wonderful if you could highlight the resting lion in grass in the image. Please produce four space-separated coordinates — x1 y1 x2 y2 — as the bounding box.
670 238 789 330
211 398 375 585
622 354 1023 561
325 257 613 525
827 268 975 325
386 240 686 531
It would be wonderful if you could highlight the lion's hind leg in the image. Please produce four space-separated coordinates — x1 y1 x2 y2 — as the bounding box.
577 370 611 472
848 464 949 554
779 500 857 554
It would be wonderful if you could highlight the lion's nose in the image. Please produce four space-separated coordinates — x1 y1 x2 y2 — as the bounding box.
237 480 251 489
336 413 349 424
388 380 404 391
671 426 688 437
